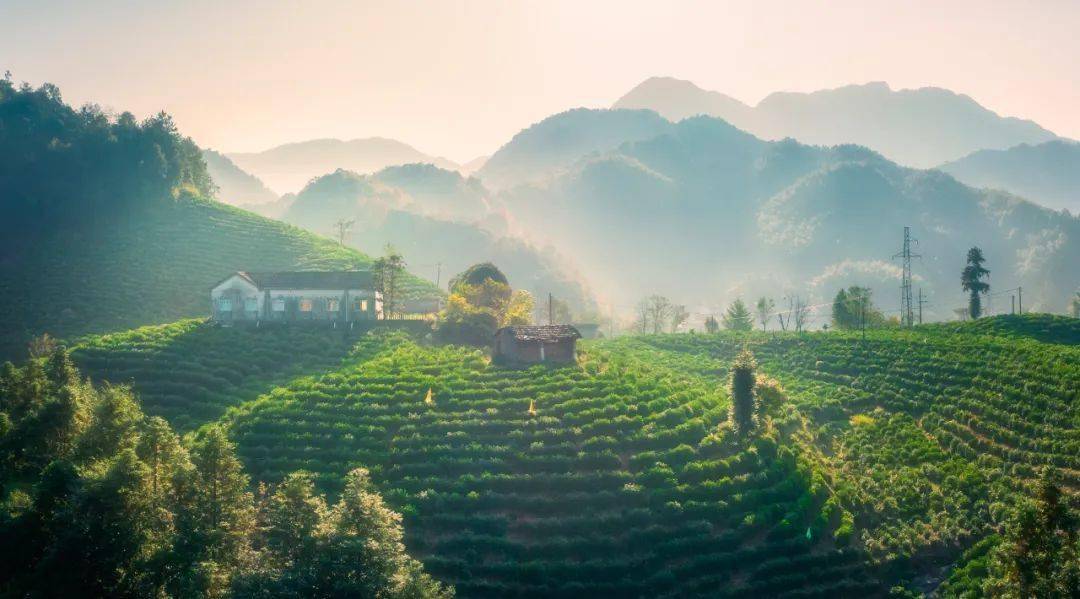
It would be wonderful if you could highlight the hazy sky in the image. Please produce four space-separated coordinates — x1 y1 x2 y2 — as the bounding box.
3 0 1078 162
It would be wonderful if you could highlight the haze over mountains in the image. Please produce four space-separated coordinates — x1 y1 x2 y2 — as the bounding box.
614 77 1061 168
938 140 1080 213
281 166 595 318
227 137 458 194
486 110 1079 319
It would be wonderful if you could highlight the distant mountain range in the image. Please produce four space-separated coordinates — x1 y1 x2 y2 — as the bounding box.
281 167 596 318
477 108 672 189
938 140 1080 213
487 110 1079 317
228 137 458 194
613 77 1060 168
202 149 279 207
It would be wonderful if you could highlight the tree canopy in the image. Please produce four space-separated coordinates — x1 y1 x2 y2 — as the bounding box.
0 77 212 235
961 247 991 319
438 263 533 345
0 345 451 598
722 299 754 331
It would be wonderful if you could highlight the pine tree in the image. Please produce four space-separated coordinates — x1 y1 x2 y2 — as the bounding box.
729 349 758 436
264 471 327 568
961 247 991 319
704 315 719 334
174 426 256 596
722 299 754 331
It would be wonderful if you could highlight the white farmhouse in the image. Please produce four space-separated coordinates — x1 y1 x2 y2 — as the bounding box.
210 271 381 325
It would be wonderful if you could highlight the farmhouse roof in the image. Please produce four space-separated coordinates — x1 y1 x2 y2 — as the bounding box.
225 271 375 290
499 325 582 343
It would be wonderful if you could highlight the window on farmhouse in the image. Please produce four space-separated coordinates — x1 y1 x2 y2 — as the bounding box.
300 299 313 312
218 298 232 311
273 299 285 312
244 298 258 312
327 299 339 312
361 300 369 311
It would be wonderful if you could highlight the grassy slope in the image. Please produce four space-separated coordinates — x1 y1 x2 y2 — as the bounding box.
67 314 1078 596
0 197 437 360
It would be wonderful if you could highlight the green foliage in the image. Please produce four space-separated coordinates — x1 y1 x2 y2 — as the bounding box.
961 247 991 319
438 264 532 345
373 245 408 319
0 81 438 360
704 315 720 334
755 297 775 331
982 470 1079 597
729 349 758 436
207 335 879 596
448 262 509 293
0 350 446 598
831 286 885 329
722 299 754 331
71 319 366 431
0 79 212 233
636 317 1078 591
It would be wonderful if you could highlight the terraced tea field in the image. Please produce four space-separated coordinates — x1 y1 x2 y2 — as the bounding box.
636 315 1079 577
66 315 1079 596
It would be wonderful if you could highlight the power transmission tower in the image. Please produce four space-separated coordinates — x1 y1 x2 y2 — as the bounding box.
917 288 926 325
892 226 921 328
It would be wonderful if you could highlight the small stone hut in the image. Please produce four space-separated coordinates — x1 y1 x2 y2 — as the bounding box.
492 325 582 366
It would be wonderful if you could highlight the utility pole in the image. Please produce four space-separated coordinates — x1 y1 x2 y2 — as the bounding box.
1018 286 1023 315
1011 295 1016 315
892 226 921 328
548 293 554 325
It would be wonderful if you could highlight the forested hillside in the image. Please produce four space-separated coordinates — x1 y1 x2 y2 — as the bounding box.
57 314 1079 596
0 81 436 359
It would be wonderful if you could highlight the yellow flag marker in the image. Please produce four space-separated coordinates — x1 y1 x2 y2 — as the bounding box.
527 399 537 417
424 388 435 406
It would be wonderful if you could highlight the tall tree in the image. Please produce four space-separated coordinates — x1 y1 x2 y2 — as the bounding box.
704 315 720 334
637 295 673 335
321 468 453 598
728 349 758 436
373 245 407 320
722 299 753 331
755 297 775 331
174 426 257 596
831 286 882 329
961 247 991 319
